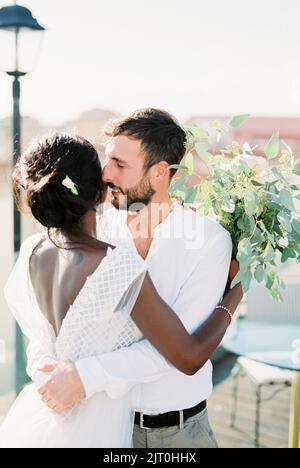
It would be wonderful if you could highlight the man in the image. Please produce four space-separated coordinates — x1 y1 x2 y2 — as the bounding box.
38 108 242 448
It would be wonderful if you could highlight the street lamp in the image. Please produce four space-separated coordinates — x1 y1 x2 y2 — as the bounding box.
0 3 45 394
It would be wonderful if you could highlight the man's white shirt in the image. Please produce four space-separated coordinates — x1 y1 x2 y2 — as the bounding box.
75 203 232 414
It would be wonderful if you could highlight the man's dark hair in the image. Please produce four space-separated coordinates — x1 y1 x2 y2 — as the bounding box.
105 108 187 178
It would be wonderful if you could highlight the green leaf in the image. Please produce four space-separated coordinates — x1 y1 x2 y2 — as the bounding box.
196 142 210 152
237 239 253 266
266 271 276 289
278 277 286 289
244 189 257 217
251 180 264 187
185 186 198 204
282 140 293 155
196 148 214 164
269 286 283 302
264 131 280 160
169 164 189 172
252 227 263 243
254 264 265 283
244 215 256 235
292 219 300 234
231 270 243 289
230 114 251 128
221 194 236 213
277 211 292 233
293 160 300 176
241 270 253 293
291 228 300 244
185 152 194 173
281 248 296 263
189 126 209 141
263 243 275 262
279 189 295 211
169 175 187 192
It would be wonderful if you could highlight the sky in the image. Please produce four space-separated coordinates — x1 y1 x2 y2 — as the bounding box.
0 0 300 125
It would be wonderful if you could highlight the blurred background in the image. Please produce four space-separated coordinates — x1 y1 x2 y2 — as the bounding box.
0 0 299 448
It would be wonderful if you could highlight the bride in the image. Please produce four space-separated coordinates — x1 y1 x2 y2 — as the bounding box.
0 133 241 448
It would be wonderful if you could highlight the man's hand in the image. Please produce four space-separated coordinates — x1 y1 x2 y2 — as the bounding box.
38 362 86 414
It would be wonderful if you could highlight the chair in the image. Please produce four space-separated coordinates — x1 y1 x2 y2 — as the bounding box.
230 282 299 448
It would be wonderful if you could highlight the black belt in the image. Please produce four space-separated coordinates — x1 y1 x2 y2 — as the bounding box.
134 400 207 429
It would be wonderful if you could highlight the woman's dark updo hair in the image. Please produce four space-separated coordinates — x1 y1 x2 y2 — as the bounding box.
13 133 105 247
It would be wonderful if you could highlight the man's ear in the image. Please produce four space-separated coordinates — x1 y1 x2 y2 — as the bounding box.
155 162 170 182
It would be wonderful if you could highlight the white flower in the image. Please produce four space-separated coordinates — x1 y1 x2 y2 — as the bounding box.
232 153 271 180
62 176 79 196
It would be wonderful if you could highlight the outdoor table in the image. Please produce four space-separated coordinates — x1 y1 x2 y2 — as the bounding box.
222 321 300 448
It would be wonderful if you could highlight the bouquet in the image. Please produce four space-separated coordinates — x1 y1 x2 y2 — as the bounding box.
169 115 300 300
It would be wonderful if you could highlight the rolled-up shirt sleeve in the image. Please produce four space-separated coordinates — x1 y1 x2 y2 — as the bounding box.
76 230 232 400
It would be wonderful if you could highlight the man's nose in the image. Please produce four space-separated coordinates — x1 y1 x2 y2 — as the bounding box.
102 162 112 184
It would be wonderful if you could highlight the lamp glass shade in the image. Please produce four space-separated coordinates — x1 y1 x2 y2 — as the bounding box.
0 27 44 73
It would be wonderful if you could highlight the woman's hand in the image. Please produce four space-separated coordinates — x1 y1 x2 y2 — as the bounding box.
222 259 243 314
224 258 240 295
229 258 240 282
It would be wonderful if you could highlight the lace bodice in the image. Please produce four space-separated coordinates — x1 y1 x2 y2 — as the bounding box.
55 246 146 362
4 234 147 366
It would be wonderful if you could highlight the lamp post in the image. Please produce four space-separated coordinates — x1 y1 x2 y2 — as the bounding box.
0 3 45 394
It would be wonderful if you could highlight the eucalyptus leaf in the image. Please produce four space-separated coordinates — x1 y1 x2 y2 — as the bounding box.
241 270 253 293
230 114 251 128
169 175 187 192
254 264 264 283
231 270 242 289
292 219 300 234
185 152 194 173
293 160 300 176
244 189 257 217
237 239 253 266
189 126 209 141
265 131 280 160
277 211 292 233
266 271 276 289
281 248 296 263
279 189 295 211
185 186 198 204
221 194 236 213
263 243 275 262
251 180 264 187
169 164 189 172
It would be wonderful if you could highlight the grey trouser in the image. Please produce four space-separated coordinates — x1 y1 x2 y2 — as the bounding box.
133 407 218 448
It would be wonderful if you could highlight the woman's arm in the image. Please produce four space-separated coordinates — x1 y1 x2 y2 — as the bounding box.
131 267 242 376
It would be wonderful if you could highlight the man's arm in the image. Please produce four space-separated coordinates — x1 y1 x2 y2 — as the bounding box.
26 339 57 385
39 230 238 412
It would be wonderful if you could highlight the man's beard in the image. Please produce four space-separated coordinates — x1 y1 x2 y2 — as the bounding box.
109 176 156 212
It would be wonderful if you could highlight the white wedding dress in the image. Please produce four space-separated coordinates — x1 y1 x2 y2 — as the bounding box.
0 234 147 448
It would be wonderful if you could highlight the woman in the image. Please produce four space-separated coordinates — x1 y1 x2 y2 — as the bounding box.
0 133 241 448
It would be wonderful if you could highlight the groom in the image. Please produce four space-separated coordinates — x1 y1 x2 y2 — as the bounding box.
38 108 242 448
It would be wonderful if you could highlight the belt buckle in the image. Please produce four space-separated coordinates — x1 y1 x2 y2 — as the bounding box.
140 413 149 430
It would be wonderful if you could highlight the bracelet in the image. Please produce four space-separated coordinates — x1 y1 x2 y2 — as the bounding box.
215 305 233 325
